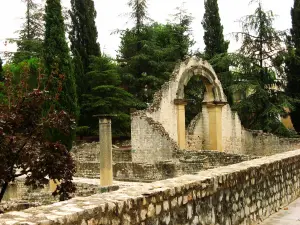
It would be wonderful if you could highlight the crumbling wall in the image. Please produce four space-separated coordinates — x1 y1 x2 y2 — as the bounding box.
131 113 178 163
187 103 300 155
131 57 226 162
186 104 243 153
242 130 300 156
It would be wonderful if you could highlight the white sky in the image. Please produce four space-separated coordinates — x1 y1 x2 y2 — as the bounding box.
0 0 294 60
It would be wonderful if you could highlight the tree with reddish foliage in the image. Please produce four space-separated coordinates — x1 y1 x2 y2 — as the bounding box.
0 63 76 203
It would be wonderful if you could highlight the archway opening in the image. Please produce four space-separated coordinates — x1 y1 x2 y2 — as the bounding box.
174 63 227 151
184 76 206 128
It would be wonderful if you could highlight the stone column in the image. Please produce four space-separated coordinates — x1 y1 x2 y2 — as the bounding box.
94 114 116 186
174 99 188 150
206 102 226 151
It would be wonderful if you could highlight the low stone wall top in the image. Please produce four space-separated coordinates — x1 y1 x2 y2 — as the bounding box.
72 142 132 163
76 150 257 180
1 149 300 225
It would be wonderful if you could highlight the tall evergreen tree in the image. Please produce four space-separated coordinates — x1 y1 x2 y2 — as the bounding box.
118 21 193 103
128 0 149 37
230 1 293 136
81 55 146 136
202 0 232 104
69 0 100 74
13 0 44 63
286 0 300 133
202 0 228 60
69 0 100 131
44 0 78 147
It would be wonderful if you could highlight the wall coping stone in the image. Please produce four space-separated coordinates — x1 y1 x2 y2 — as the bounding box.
1 149 300 224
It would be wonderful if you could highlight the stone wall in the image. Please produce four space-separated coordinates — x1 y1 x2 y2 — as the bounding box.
72 143 132 163
131 114 178 163
242 130 300 156
187 103 300 156
2 150 300 224
76 149 256 181
131 57 227 162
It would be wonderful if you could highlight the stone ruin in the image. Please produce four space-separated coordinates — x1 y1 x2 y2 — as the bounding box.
72 56 300 182
131 56 300 162
2 57 300 212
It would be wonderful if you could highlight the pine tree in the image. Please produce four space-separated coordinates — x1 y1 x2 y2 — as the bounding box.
81 55 146 136
128 0 149 37
13 0 44 63
286 0 300 133
119 2 194 104
44 0 78 148
230 1 293 136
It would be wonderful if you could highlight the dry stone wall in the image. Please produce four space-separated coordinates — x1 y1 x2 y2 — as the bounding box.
2 149 300 225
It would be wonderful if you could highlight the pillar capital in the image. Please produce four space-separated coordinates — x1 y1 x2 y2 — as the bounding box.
174 99 188 106
93 114 117 120
203 101 227 108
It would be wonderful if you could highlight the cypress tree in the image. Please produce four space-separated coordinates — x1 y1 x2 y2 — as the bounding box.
69 0 100 74
202 0 232 103
202 0 228 60
44 0 78 147
69 0 100 129
286 0 300 133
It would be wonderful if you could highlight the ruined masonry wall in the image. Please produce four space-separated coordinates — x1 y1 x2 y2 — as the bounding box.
242 130 300 156
131 115 178 163
187 104 300 155
2 149 300 225
131 57 226 162
187 104 243 153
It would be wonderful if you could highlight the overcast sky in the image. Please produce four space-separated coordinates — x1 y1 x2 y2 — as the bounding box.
0 0 294 60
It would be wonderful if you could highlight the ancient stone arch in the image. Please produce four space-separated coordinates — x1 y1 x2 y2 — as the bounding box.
173 58 227 151
131 56 228 163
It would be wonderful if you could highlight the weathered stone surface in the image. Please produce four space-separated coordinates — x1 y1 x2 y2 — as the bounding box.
2 150 300 224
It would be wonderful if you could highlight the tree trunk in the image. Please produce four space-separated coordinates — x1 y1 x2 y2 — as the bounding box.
0 182 9 203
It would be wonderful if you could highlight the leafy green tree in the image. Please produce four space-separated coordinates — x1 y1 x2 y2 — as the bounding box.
44 0 78 148
12 0 44 63
285 0 300 133
82 55 146 136
3 58 41 89
229 1 293 136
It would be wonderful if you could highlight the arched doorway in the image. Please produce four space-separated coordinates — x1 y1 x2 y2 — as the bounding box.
174 59 227 151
